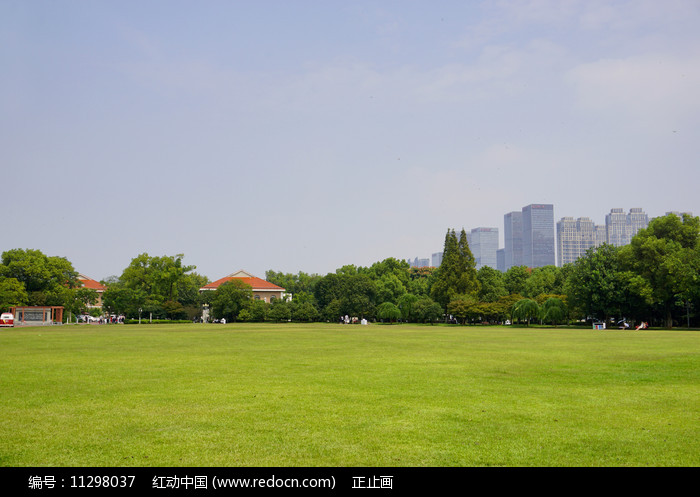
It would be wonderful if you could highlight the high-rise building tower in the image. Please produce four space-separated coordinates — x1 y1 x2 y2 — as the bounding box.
627 208 649 241
469 227 499 270
411 257 430 268
503 211 523 270
431 252 443 268
557 217 578 267
605 208 628 246
496 248 505 272
596 224 607 247
666 211 693 221
522 204 555 268
557 216 604 266
605 208 649 247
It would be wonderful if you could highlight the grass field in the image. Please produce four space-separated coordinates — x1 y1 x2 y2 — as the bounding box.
1 323 698 467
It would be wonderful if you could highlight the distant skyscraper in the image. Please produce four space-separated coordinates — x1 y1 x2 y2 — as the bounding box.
627 208 649 241
557 217 604 266
596 224 607 247
432 252 443 268
666 211 693 220
496 248 505 272
605 208 649 247
469 227 499 270
522 204 555 268
411 257 430 268
557 217 577 267
503 211 523 270
605 208 628 246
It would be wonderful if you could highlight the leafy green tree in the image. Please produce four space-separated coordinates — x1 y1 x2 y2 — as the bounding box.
0 277 28 312
512 298 540 326
377 302 401 323
288 292 319 321
265 270 322 295
321 298 343 322
397 293 419 322
340 274 377 318
102 287 145 317
375 273 407 305
314 273 345 310
447 295 478 324
504 266 530 296
564 244 631 323
97 276 134 318
481 294 521 324
121 253 195 302
1 249 79 291
119 253 155 293
457 228 480 295
211 280 252 321
540 297 568 326
238 309 253 322
478 301 505 323
523 266 562 299
315 272 378 319
88 307 103 318
246 299 268 322
336 264 359 277
621 214 700 327
495 294 523 323
177 272 210 308
665 243 700 327
290 291 320 319
162 300 187 320
477 266 507 302
408 266 435 296
292 301 319 322
0 249 79 305
63 287 99 320
366 258 411 287
413 297 443 324
116 253 197 318
430 229 459 308
291 291 315 305
431 229 480 311
268 299 291 322
0 249 53 293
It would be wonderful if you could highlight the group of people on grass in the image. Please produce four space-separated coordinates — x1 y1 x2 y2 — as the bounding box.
339 315 368 325
618 321 649 330
80 314 125 324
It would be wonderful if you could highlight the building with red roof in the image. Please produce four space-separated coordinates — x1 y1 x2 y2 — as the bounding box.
200 270 286 303
77 274 106 308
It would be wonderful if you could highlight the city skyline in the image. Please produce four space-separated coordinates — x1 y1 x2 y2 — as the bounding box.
411 205 690 272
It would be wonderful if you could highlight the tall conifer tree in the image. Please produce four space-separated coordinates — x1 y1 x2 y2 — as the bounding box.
431 228 480 310
457 228 480 296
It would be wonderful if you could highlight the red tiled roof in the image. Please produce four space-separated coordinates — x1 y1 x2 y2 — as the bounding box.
200 273 285 292
78 274 106 291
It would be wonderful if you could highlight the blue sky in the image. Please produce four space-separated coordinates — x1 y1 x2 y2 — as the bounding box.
2 0 699 281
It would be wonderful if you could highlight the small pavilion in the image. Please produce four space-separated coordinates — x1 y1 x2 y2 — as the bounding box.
10 306 64 326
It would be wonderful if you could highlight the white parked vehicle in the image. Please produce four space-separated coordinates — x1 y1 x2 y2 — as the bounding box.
0 313 14 327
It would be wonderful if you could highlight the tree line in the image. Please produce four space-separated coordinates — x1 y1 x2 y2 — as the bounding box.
266 213 700 328
1 213 698 327
0 249 96 319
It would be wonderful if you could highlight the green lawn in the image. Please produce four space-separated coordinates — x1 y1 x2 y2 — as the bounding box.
1 323 698 467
